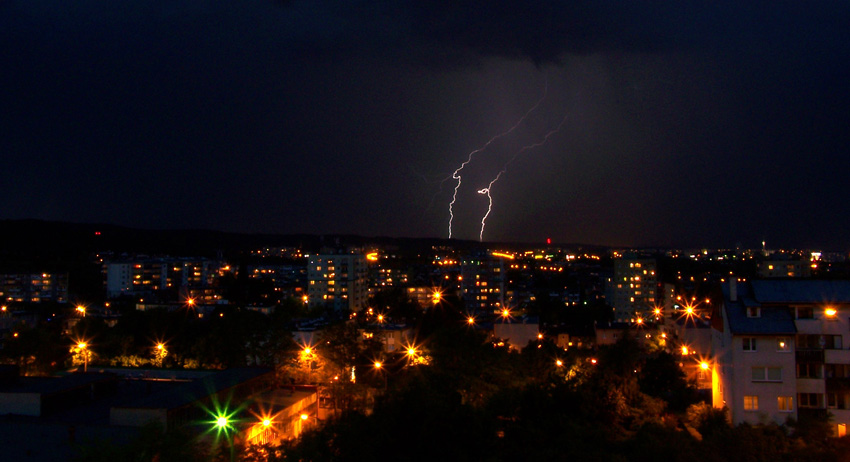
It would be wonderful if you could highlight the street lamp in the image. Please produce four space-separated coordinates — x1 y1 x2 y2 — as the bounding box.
374 361 387 390
154 342 167 367
77 342 88 372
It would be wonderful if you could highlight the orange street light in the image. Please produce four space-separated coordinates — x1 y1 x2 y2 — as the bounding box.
826 307 838 317
77 342 89 372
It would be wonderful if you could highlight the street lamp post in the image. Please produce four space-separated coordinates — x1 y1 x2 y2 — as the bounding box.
77 342 88 372
374 361 387 390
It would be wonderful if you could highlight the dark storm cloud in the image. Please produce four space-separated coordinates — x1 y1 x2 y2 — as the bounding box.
1 1 849 249
267 2 850 65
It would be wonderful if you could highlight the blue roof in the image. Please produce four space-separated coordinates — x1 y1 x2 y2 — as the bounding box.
115 368 273 410
721 282 796 335
750 280 850 304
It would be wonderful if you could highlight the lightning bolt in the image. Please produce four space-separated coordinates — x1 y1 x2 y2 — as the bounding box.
447 79 548 239
477 113 571 241
476 172 502 241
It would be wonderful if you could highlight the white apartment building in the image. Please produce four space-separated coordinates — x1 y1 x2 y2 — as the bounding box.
712 279 850 436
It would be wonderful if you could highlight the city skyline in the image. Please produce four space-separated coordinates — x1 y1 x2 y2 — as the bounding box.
2 2 849 250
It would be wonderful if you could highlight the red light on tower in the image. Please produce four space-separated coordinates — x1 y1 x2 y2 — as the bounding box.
546 237 552 245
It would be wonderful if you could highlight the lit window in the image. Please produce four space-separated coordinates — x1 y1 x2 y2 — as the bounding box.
744 395 758 411
778 396 793 412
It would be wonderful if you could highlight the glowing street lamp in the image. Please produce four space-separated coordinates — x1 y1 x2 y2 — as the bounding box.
825 307 838 317
467 316 475 326
374 361 387 390
154 342 168 367
700 361 710 371
77 342 89 372
76 305 86 317
432 290 442 304
501 308 512 322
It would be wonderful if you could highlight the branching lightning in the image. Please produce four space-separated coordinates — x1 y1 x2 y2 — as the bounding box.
447 80 548 239
476 173 502 242
477 113 571 241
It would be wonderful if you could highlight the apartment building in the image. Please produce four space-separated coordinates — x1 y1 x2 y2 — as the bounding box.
307 250 368 312
712 279 850 436
605 257 658 322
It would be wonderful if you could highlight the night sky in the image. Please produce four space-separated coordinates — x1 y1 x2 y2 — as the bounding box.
2 2 850 250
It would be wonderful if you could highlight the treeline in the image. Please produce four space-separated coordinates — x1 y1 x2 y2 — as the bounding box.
275 329 850 461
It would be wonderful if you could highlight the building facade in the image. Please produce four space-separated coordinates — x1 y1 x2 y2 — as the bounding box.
606 258 658 322
0 273 68 304
307 250 368 312
104 257 224 302
460 253 505 312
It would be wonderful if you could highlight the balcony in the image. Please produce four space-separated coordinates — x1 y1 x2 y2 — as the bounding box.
826 377 850 392
797 349 825 363
825 349 850 364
